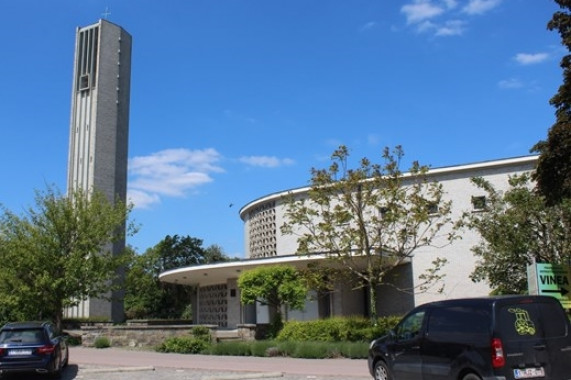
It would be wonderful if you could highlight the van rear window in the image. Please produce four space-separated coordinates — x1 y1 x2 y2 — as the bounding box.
498 302 567 340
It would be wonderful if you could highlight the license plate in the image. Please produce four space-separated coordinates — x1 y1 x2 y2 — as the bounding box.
514 367 545 379
8 349 32 356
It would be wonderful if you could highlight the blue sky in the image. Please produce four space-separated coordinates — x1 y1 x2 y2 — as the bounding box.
0 0 563 257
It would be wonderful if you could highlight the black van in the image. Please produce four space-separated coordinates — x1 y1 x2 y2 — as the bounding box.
368 295 571 380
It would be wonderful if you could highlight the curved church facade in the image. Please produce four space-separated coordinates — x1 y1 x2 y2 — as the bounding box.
160 155 537 328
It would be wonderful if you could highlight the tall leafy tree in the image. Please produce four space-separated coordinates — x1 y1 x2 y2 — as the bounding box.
237 265 308 337
533 0 571 204
0 187 135 328
280 146 455 321
462 174 571 294
125 235 233 319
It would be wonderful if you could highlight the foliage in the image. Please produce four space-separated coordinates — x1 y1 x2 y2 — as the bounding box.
532 0 571 205
124 235 233 320
94 336 111 349
205 341 253 356
237 265 308 337
156 336 210 354
280 145 455 320
461 174 571 294
0 186 134 329
191 325 212 342
65 335 82 346
204 340 369 359
157 325 212 354
276 315 401 342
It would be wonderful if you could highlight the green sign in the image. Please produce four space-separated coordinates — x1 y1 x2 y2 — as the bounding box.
534 263 571 309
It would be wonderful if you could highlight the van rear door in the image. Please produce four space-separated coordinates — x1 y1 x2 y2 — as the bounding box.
495 297 571 379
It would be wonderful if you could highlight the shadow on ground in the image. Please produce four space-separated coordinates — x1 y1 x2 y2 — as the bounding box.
1 364 79 379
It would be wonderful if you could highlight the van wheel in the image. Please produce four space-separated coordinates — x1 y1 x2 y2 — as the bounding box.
374 361 392 380
462 373 481 380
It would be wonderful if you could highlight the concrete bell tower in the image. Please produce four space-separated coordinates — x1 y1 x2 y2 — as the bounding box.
65 19 132 322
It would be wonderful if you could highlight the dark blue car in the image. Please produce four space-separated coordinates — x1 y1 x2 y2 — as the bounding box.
0 321 68 378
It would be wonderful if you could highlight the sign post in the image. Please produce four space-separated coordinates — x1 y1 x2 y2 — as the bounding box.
528 263 571 309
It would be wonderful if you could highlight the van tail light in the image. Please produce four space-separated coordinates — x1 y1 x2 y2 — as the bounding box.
491 338 505 368
37 345 55 355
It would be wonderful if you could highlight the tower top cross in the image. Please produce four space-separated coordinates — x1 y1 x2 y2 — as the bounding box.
102 7 111 19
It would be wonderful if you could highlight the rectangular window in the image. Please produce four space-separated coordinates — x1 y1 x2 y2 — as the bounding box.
76 26 99 92
79 74 90 91
472 196 486 211
427 202 438 215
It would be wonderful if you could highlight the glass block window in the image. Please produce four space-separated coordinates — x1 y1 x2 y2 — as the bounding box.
248 201 277 258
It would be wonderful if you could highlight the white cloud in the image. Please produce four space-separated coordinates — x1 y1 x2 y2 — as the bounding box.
462 0 502 15
515 53 549 65
401 0 501 37
416 20 437 33
360 21 377 32
435 20 466 36
239 155 295 168
498 78 524 89
443 0 459 9
401 1 444 25
128 148 224 209
127 189 161 209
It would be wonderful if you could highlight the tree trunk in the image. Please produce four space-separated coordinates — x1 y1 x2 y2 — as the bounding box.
369 280 378 324
54 308 64 332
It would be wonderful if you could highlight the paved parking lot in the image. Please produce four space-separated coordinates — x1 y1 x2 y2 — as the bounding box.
3 364 358 380
1 347 370 380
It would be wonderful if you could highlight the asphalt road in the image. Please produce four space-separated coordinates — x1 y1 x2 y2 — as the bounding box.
1 347 371 380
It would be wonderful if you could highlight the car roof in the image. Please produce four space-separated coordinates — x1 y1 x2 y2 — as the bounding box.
1 322 51 330
422 295 559 309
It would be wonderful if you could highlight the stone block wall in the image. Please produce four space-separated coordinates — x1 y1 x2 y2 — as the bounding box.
70 324 257 348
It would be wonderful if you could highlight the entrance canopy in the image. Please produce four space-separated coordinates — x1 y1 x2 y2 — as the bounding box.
159 254 331 287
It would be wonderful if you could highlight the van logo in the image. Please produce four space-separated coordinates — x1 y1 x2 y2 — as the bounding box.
508 308 536 335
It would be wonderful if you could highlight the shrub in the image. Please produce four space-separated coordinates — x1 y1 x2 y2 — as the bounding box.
337 341 370 359
291 341 338 359
191 325 211 342
93 336 111 349
271 341 368 359
249 341 277 357
156 336 209 354
205 341 252 356
161 338 369 359
65 334 82 346
276 315 401 342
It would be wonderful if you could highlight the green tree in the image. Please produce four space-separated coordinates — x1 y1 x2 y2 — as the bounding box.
0 187 134 328
204 244 235 263
280 146 455 321
462 174 571 294
533 0 571 205
125 235 233 319
124 246 164 319
237 265 308 337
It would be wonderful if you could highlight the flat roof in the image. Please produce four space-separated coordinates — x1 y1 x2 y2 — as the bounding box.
159 254 329 286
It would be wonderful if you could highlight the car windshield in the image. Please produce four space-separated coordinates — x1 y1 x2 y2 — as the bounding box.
0 329 44 344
